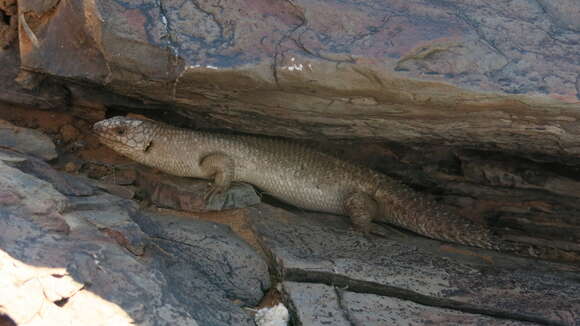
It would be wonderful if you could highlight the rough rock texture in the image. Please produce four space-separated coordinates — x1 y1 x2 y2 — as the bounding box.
12 0 580 160
284 282 534 326
136 167 261 212
133 210 270 306
0 47 68 109
2 2 580 323
249 205 580 326
0 119 57 160
0 137 268 325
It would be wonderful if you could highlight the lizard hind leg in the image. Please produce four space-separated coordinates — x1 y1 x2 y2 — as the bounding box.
344 192 378 234
199 153 235 201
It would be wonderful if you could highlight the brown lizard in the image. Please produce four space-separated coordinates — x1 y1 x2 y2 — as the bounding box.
93 116 522 251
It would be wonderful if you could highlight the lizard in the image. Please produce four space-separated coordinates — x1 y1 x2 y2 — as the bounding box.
93 116 523 252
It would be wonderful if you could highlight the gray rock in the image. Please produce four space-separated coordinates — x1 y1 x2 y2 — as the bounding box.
249 205 580 326
136 167 261 212
0 119 57 161
7 152 94 196
0 207 200 325
0 47 68 110
0 152 263 325
134 210 270 306
283 282 535 326
0 159 67 216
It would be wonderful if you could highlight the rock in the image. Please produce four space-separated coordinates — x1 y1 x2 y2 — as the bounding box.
0 0 17 49
248 205 580 326
0 47 68 110
133 210 270 306
0 148 266 325
283 282 533 326
0 159 67 216
94 182 136 199
59 124 79 143
0 209 199 325
5 151 94 196
136 167 261 212
63 193 147 256
63 161 77 173
13 0 580 159
0 119 57 160
101 168 136 185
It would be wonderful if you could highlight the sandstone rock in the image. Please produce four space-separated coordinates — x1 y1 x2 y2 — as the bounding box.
283 282 534 326
0 209 200 326
133 210 270 306
136 167 261 212
0 148 264 325
101 168 136 185
0 159 67 215
14 0 580 159
0 47 68 109
0 119 57 160
249 205 580 325
59 124 79 143
7 152 94 196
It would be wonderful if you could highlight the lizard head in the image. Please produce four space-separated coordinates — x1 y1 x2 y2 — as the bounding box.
93 116 156 154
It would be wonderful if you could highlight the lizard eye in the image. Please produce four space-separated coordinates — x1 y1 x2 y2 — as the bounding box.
116 128 126 135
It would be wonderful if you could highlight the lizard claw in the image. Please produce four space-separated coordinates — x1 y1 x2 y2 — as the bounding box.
203 183 226 203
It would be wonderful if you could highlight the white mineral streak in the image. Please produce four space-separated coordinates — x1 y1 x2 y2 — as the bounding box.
254 303 289 326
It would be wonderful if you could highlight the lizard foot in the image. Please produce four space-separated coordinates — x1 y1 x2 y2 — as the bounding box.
203 183 227 203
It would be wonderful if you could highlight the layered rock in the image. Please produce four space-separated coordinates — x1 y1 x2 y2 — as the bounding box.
10 0 580 159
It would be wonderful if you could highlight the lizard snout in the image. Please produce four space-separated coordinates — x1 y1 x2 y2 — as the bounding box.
92 120 109 134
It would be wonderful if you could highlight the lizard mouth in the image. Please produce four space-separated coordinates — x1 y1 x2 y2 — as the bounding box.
92 121 125 146
92 119 152 152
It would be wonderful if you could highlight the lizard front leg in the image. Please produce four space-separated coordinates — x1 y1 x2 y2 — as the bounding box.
344 192 378 234
199 153 235 201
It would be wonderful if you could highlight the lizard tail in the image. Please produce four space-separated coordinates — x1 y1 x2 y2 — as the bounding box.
373 179 523 252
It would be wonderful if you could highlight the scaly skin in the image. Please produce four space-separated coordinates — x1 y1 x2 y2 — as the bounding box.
93 116 520 251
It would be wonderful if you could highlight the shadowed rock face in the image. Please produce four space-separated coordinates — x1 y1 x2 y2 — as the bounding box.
12 0 580 159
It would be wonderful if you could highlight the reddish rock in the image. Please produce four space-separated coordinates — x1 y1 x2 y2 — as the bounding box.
59 124 80 143
11 0 580 159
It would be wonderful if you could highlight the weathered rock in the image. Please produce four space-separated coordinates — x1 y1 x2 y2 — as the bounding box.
0 159 67 216
0 140 263 325
0 119 57 160
133 210 270 306
332 144 580 252
283 282 534 326
136 167 261 212
7 152 94 196
249 205 580 325
93 182 136 199
14 0 580 159
0 208 201 326
101 168 136 185
0 0 17 48
0 48 68 110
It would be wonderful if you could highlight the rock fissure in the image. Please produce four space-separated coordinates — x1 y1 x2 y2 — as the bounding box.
284 269 562 326
333 286 356 326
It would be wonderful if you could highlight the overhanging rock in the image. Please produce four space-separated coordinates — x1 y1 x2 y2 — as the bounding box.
16 0 580 157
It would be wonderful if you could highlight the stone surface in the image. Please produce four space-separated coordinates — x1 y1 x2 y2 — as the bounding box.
0 119 57 160
249 205 580 326
136 167 261 212
8 152 94 196
133 210 270 306
283 282 534 326
0 126 264 325
13 0 580 159
0 47 68 110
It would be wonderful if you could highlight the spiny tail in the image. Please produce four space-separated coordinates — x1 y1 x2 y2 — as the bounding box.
374 179 526 252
